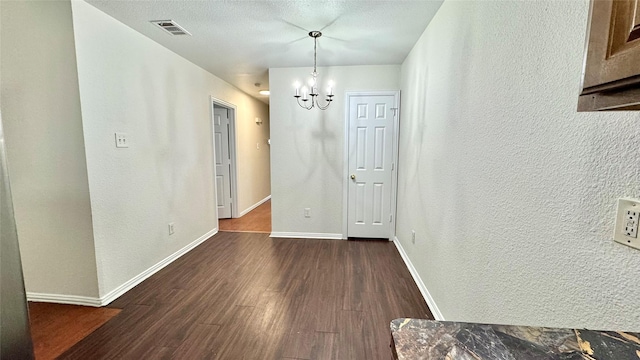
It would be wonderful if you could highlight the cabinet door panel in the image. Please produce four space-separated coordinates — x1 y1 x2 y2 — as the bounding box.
581 0 640 94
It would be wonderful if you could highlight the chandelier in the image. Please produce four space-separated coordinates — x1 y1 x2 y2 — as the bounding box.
294 31 334 110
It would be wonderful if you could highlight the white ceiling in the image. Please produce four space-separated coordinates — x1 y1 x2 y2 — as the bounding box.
86 0 443 104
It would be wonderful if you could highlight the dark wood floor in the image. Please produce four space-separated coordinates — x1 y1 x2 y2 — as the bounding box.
219 200 271 233
59 232 432 359
28 302 121 360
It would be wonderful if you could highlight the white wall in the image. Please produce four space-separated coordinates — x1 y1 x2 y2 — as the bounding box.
0 1 99 298
269 65 399 237
71 0 269 297
398 0 640 331
235 105 271 214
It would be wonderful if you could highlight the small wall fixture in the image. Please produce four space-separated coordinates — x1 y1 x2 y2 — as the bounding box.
294 31 334 110
255 117 263 124
259 90 270 96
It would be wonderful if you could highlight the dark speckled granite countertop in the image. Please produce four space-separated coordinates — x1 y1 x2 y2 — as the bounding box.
390 318 640 359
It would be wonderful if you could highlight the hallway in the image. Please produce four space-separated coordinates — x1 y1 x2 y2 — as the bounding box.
219 200 271 233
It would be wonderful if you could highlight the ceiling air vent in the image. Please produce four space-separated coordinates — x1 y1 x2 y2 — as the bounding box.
150 20 191 36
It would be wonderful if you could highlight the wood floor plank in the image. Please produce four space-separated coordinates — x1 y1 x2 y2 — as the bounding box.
59 232 432 359
310 331 338 360
281 329 315 360
128 345 177 360
171 324 221 359
336 310 367 359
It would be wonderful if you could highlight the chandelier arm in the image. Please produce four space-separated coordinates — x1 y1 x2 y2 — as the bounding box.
296 97 310 110
316 97 332 110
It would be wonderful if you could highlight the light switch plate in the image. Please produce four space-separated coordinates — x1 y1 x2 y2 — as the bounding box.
614 198 640 250
115 132 129 148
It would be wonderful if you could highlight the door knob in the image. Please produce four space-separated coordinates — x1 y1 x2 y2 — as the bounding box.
350 174 356 180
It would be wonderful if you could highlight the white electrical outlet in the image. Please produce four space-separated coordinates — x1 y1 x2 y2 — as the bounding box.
168 222 175 235
304 208 311 218
614 198 640 250
411 230 416 244
115 132 129 148
625 210 639 238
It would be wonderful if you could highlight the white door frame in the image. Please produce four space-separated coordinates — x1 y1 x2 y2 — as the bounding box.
210 96 240 219
342 90 401 240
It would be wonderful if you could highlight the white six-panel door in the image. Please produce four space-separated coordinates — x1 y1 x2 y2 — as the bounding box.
347 94 396 238
214 106 232 219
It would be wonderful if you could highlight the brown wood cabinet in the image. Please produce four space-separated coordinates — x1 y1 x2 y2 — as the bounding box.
579 0 640 111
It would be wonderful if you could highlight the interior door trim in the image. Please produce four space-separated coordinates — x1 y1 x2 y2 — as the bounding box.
342 90 400 240
210 96 239 220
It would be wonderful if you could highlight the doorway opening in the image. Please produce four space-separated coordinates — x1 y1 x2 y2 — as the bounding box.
218 199 271 233
211 97 271 234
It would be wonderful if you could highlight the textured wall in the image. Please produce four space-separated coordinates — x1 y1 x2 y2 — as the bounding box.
71 0 269 297
235 103 271 214
397 0 640 331
269 65 400 237
0 0 99 298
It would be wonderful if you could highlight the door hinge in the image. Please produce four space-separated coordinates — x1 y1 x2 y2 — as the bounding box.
391 108 398 117
389 214 393 223
391 162 395 171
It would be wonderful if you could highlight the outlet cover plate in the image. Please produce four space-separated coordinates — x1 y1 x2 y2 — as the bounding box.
115 132 129 148
614 198 640 250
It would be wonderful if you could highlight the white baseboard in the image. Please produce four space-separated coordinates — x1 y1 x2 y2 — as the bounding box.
270 232 344 240
27 228 219 307
393 236 444 320
99 227 218 306
27 293 102 307
238 195 271 217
